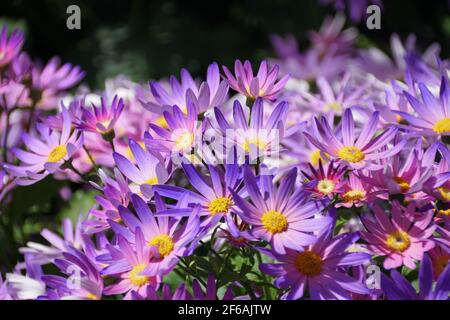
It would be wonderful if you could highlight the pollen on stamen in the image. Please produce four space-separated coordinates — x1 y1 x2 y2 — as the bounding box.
261 210 288 234
208 197 233 216
47 145 67 163
432 118 450 134
385 230 411 252
337 146 365 163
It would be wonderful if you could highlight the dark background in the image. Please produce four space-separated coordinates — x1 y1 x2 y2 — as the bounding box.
1 0 449 88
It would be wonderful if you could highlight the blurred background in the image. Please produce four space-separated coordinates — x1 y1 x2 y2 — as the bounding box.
0 0 449 271
1 0 449 88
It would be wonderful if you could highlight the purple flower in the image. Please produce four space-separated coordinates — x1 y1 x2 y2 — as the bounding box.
153 163 242 229
360 203 436 269
381 253 450 300
260 231 371 300
223 60 289 101
76 95 125 135
231 167 332 254
213 99 288 160
100 230 159 299
110 194 200 277
20 216 86 265
84 169 131 234
301 159 347 199
146 104 200 154
31 57 85 91
113 139 169 199
300 73 371 115
0 25 24 67
142 62 228 115
305 108 406 169
396 76 450 137
42 248 103 300
4 109 83 185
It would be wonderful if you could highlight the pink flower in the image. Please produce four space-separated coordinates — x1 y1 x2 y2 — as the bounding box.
361 202 436 269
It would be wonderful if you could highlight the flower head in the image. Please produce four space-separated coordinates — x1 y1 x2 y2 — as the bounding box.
231 167 331 254
0 26 24 67
260 231 371 300
305 108 405 169
361 203 436 269
223 60 289 101
77 95 125 135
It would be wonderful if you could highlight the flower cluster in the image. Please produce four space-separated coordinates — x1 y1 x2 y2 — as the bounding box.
1 4 449 301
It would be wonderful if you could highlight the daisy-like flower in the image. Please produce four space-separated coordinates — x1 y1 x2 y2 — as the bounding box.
146 104 200 156
231 167 332 254
305 108 405 169
337 172 377 208
4 110 83 185
381 254 450 300
213 99 288 162
0 25 24 68
76 95 125 136
260 231 371 300
113 139 169 199
84 169 131 234
396 76 450 137
302 160 346 199
361 203 436 269
361 140 433 199
100 229 159 300
31 57 85 92
111 194 201 277
20 216 86 265
153 163 242 229
223 60 289 102
300 73 371 115
42 248 103 300
142 62 229 115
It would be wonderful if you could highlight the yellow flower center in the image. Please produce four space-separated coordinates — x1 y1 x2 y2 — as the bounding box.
437 187 450 201
85 293 100 300
208 197 233 216
438 209 450 217
129 264 150 287
47 145 67 162
342 189 366 203
432 118 450 134
148 234 174 257
317 179 335 195
243 138 266 153
337 146 365 163
386 230 411 252
294 251 323 277
174 131 194 150
393 176 410 192
309 150 329 165
324 102 342 112
261 210 288 234
144 177 158 186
